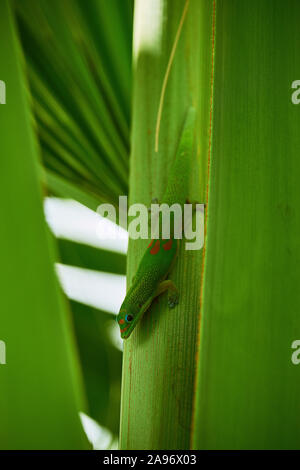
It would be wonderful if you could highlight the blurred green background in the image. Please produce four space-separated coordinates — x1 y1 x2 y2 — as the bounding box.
0 0 133 449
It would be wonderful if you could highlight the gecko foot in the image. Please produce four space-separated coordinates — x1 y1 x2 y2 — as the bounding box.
168 292 179 309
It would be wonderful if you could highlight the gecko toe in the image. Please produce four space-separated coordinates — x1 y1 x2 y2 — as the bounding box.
168 295 179 309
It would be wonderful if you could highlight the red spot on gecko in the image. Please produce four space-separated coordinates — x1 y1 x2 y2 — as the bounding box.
148 240 154 248
121 326 129 333
163 239 173 251
119 319 125 325
150 240 160 255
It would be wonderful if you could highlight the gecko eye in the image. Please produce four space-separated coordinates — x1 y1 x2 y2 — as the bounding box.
125 314 133 322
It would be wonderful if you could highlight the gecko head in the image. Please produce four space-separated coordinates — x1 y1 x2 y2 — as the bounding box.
116 308 136 339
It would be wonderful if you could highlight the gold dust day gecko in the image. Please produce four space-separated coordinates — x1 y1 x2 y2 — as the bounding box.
117 107 197 339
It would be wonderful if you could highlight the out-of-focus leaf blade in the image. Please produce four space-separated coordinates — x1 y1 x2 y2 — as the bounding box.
70 300 122 435
192 0 300 450
57 239 126 275
0 0 89 449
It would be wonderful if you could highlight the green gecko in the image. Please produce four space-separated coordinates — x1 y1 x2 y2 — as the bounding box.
117 107 197 339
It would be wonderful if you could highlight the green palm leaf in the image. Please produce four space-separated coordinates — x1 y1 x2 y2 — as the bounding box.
14 0 133 207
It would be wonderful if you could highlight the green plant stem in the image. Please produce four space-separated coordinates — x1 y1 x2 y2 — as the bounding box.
119 0 214 449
